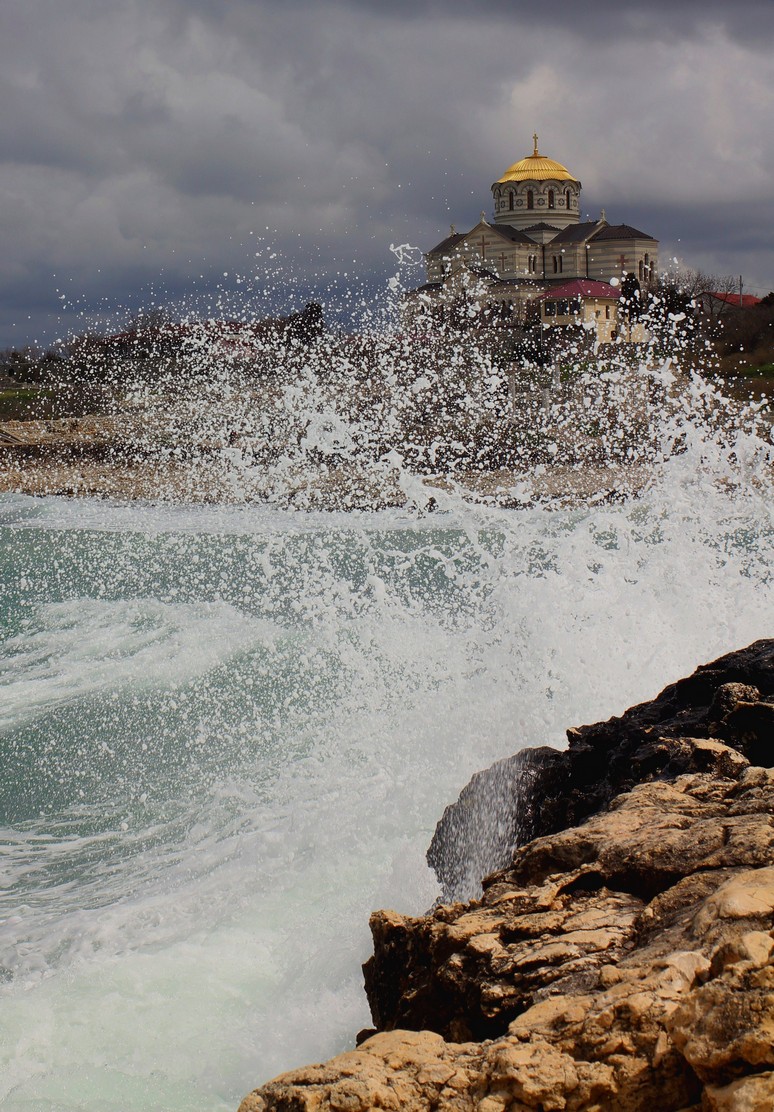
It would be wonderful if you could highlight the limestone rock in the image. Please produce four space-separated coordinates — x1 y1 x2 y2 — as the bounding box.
704 1072 774 1112
427 640 773 902
240 643 774 1112
551 639 774 837
245 762 774 1111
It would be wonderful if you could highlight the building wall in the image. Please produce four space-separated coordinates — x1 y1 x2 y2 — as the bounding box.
540 297 619 343
427 227 529 282
429 235 598 284
586 238 658 286
430 234 658 288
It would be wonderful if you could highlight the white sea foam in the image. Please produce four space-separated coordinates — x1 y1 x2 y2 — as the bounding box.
1 458 771 1111
1 303 773 1112
0 597 274 732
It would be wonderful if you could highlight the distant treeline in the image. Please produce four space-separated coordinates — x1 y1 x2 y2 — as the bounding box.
0 302 327 386
2 278 773 398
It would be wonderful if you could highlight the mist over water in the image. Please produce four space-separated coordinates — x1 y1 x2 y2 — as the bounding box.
1 288 773 1110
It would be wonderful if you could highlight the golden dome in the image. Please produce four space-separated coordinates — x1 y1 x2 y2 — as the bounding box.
497 135 577 184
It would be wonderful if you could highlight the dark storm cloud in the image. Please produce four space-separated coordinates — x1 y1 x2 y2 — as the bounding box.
187 0 774 50
1 0 772 347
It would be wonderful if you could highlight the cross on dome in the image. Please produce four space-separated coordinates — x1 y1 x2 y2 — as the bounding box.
495 141 576 187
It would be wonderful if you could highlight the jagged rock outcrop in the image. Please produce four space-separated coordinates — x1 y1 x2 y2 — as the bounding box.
239 642 774 1112
430 639 774 901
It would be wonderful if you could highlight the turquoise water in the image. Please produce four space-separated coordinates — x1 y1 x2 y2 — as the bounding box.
1 458 772 1110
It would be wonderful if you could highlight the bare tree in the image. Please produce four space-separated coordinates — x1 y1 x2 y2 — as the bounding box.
657 265 735 309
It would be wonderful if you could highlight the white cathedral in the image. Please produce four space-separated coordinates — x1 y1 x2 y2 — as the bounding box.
407 136 659 342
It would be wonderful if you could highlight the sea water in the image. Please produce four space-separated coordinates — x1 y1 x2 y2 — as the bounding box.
1 411 773 1110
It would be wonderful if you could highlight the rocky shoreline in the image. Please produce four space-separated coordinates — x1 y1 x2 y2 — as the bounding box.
0 415 653 510
240 640 774 1111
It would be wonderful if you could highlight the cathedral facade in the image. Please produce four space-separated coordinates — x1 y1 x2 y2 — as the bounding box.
408 136 658 341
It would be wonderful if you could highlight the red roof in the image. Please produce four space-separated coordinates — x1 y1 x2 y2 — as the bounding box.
705 291 761 309
539 279 620 301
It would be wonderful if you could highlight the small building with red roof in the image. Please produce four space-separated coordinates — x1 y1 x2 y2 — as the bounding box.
539 279 621 342
698 291 762 324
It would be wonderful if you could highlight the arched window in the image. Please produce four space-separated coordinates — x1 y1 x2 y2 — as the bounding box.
548 190 555 209
509 191 514 211
639 260 644 281
527 190 534 210
552 256 558 274
565 189 571 209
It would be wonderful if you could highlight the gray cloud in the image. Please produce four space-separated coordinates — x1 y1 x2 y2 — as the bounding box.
1 0 772 347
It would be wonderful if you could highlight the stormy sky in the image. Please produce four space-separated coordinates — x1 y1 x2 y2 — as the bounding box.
2 0 774 348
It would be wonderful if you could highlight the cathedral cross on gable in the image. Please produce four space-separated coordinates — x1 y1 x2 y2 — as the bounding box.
617 253 628 271
479 234 496 260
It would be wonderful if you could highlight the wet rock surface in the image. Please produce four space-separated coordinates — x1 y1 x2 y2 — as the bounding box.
240 642 774 1112
431 639 774 901
426 746 566 903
